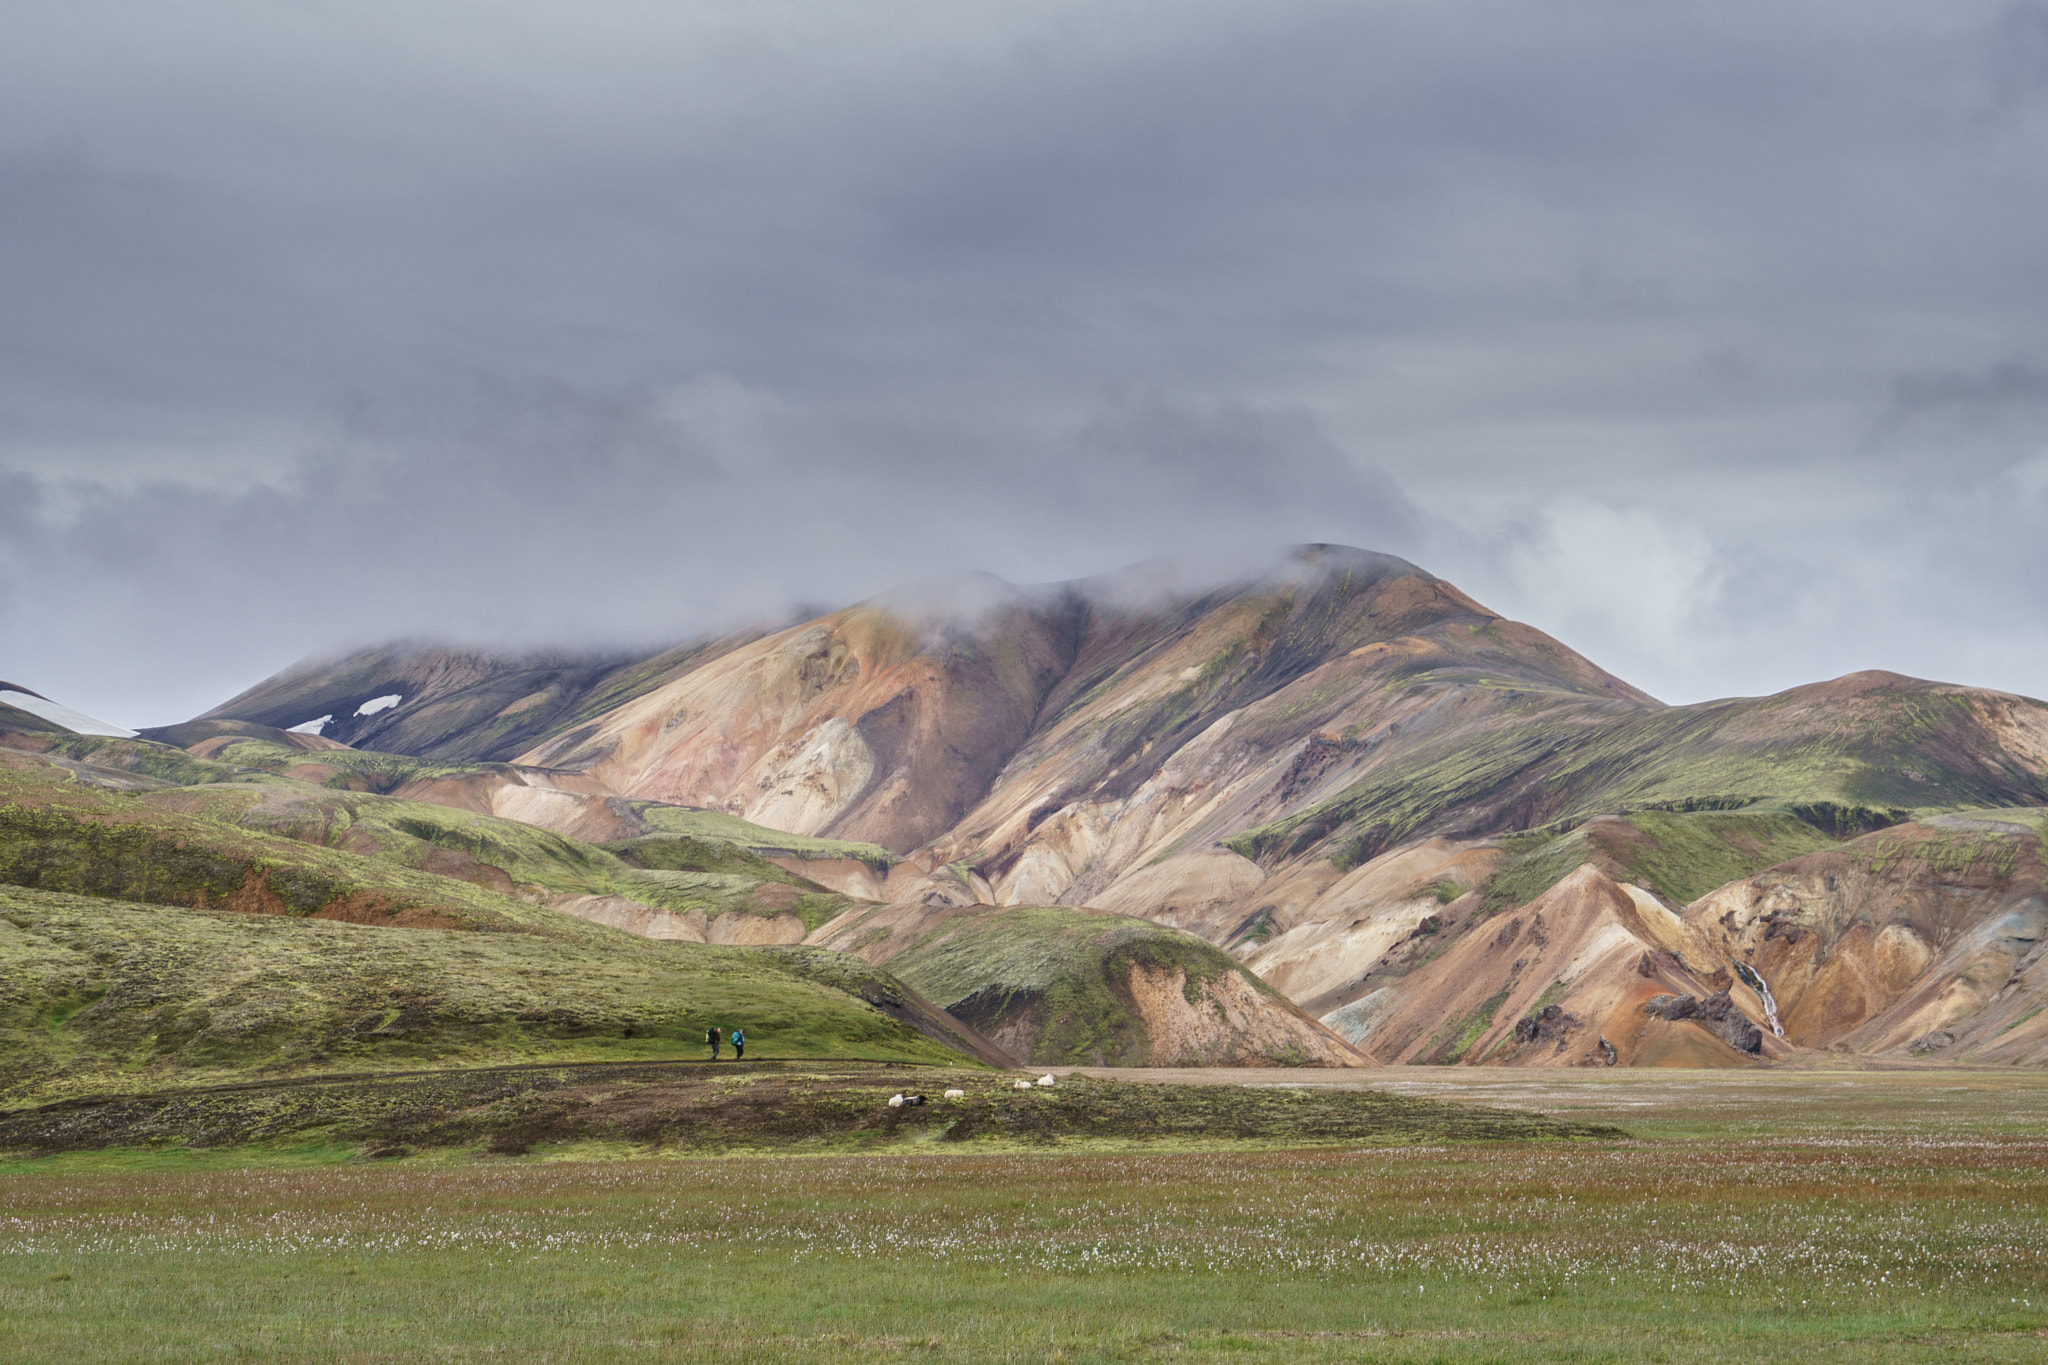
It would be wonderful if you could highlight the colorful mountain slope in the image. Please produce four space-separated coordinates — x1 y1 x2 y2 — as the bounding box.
168 545 2048 1069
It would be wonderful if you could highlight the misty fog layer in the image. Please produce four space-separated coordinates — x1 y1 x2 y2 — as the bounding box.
3 1 2046 725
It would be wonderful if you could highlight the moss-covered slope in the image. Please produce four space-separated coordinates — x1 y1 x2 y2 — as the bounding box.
880 906 1364 1068
626 806 893 871
0 746 1005 1104
0 747 865 938
1232 672 2048 871
1479 807 1842 915
0 755 586 935
0 886 979 1107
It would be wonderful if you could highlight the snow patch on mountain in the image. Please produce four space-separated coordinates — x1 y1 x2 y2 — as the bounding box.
0 689 136 737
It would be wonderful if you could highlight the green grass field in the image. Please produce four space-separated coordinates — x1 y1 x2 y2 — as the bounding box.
2 1067 2043 1363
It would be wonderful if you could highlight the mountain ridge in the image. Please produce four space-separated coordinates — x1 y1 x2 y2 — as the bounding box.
20 543 2048 1075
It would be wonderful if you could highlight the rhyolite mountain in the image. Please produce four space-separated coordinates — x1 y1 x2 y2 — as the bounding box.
16 544 2048 1073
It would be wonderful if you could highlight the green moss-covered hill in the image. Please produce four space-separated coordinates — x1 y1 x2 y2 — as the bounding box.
1476 806 1843 915
872 906 1363 1068
0 749 995 1106
0 886 974 1107
1227 671 2048 872
0 742 864 931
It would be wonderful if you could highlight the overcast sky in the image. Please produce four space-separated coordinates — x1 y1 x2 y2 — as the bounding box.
4 0 2047 727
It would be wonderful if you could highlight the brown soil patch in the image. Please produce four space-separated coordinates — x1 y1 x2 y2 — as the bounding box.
213 867 289 916
312 891 463 931
419 846 517 895
748 882 803 912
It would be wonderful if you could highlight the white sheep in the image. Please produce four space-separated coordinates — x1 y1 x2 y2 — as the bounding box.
1013 1079 1032 1090
1036 1075 1056 1087
887 1093 905 1108
943 1088 966 1099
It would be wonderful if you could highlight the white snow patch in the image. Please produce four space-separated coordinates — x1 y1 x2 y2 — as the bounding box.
0 690 137 738
287 715 333 735
354 694 402 717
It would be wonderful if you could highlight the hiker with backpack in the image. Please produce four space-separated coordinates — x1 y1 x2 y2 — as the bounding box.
706 1025 722 1060
730 1028 745 1060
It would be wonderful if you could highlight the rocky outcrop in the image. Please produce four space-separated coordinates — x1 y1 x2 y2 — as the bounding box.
1642 992 1761 1053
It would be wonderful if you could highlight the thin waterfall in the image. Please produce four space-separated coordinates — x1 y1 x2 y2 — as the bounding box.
1732 960 1785 1038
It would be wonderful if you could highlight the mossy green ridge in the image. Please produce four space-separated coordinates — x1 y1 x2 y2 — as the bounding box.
0 886 973 1107
58 734 893 883
0 752 859 932
238 790 865 929
1233 677 2048 871
39 726 534 799
603 832 812 881
1597 808 1841 903
631 805 893 872
1480 808 1840 914
887 907 1277 1066
603 841 858 935
611 870 853 934
0 760 583 934
3 732 247 788
208 738 472 791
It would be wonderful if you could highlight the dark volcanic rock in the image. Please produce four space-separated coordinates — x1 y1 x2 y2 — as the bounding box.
1695 990 1763 1054
1512 1003 1580 1053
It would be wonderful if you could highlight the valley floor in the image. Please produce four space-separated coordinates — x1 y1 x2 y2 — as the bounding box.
2 1069 2044 1364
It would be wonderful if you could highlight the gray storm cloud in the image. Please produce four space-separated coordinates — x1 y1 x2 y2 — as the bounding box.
2 0 2045 725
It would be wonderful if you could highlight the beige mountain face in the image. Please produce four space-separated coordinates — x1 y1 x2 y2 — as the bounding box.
172 545 2048 1069
517 585 1082 853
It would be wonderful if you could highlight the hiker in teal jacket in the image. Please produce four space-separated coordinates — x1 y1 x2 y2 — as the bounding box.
731 1028 746 1060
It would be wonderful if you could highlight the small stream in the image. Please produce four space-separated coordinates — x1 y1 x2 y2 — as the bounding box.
1732 960 1785 1038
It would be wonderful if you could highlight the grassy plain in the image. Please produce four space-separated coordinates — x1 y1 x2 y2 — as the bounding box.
2 1067 2044 1363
